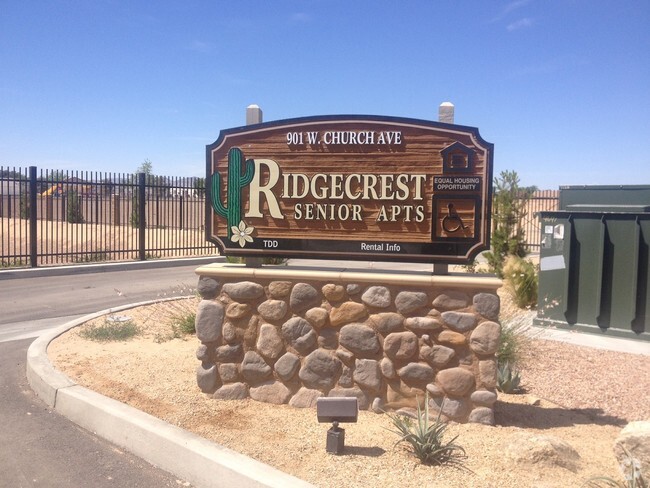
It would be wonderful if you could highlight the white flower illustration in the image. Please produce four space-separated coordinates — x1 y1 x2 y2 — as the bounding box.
230 221 254 247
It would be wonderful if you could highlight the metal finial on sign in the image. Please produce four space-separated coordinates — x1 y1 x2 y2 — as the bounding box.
245 104 264 268
434 102 455 275
246 104 263 125
439 102 455 124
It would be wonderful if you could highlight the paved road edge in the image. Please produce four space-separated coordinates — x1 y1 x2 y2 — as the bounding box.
26 300 314 488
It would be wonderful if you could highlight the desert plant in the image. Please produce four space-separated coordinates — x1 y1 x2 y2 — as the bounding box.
143 296 199 342
497 328 520 370
1 258 26 268
462 258 479 274
129 194 140 227
582 447 646 488
19 191 30 219
497 314 533 367
194 177 206 197
484 170 537 278
385 394 467 467
171 310 196 337
502 255 538 309
461 255 490 274
496 361 522 393
74 251 109 263
66 189 85 223
79 316 140 342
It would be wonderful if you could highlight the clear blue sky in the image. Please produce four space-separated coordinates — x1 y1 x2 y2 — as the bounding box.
1 0 648 189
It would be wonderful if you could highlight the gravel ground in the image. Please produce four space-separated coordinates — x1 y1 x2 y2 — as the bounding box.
48 292 650 488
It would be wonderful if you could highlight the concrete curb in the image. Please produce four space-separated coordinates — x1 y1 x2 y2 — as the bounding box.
26 300 314 488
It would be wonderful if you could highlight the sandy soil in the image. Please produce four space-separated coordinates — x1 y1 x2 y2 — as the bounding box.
48 293 650 488
0 217 211 265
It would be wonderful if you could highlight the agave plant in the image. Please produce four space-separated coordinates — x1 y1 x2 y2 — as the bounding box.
582 447 646 488
384 394 467 467
497 361 522 393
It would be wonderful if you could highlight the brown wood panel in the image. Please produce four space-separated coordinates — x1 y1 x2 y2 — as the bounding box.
207 116 493 262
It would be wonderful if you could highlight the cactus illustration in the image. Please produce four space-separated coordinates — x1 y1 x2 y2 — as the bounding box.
210 147 255 238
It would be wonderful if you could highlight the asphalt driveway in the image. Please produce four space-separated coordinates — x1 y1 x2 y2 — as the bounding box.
0 259 217 487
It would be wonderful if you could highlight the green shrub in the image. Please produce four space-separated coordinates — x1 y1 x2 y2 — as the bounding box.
147 297 199 342
66 189 85 223
495 314 536 394
497 315 532 367
484 170 537 278
385 394 467 467
130 194 140 228
19 192 30 219
74 251 109 263
1 258 26 268
502 255 538 309
80 316 140 342
171 311 196 337
461 256 490 274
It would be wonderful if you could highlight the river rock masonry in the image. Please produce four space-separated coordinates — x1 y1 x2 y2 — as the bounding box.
194 265 502 425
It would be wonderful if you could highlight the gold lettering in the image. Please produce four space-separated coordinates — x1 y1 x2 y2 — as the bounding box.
345 174 362 199
395 174 409 200
362 174 379 199
379 175 394 200
311 173 328 199
330 174 344 199
246 159 283 219
412 175 426 200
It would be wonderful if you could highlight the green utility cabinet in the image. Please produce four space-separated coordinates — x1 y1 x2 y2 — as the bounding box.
535 186 650 341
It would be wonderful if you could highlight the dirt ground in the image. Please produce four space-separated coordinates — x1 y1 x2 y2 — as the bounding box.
0 217 210 266
48 293 650 488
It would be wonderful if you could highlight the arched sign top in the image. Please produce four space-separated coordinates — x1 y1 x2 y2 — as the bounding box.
206 115 493 264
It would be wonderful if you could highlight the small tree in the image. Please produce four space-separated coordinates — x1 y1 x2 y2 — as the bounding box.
134 158 166 196
130 193 140 228
130 159 153 227
194 177 205 197
136 159 153 176
19 191 30 219
66 189 85 223
484 170 536 278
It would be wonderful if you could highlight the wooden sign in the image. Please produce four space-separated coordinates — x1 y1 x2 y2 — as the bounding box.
206 115 493 263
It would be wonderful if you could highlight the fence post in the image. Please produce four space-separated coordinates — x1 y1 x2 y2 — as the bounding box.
113 194 120 226
29 166 38 267
179 195 184 230
245 104 264 268
433 102 455 275
138 172 146 260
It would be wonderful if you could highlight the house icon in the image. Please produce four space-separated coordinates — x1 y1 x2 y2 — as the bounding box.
441 142 474 173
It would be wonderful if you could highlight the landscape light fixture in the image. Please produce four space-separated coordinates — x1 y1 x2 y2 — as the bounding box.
316 397 358 454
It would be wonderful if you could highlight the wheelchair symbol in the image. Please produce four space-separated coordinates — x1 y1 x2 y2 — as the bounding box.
441 203 467 233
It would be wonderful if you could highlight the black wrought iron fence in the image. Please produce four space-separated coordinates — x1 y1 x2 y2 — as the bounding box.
1 165 559 269
1 166 215 268
520 190 560 251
